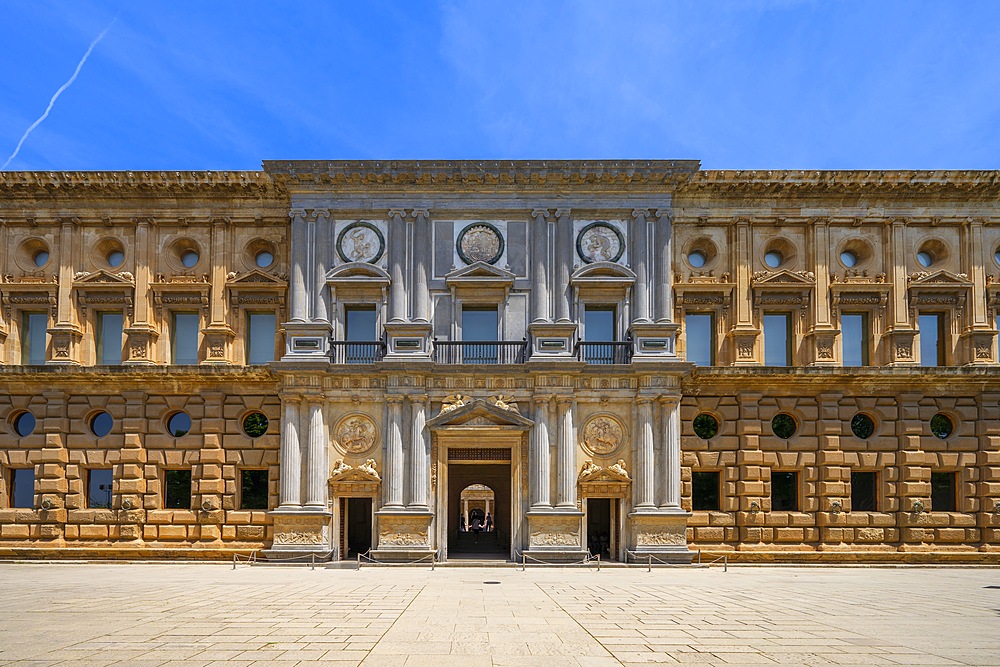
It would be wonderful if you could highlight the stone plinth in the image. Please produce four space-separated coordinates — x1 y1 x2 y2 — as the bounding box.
263 510 332 561
523 510 587 562
628 511 694 563
372 510 434 562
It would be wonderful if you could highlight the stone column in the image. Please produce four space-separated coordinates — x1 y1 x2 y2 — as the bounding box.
408 394 429 509
208 218 228 327
555 397 577 508
289 209 308 322
658 396 682 509
278 398 302 508
530 397 552 508
304 399 327 509
463 499 469 526
388 210 408 322
554 209 573 323
631 209 651 323
384 396 405 508
412 210 431 323
634 397 656 509
313 210 330 324
654 209 672 323
530 209 550 322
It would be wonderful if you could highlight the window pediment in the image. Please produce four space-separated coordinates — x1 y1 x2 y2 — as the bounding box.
445 262 515 288
326 262 391 286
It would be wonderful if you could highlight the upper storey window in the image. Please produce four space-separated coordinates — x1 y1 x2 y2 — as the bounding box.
763 313 792 366
686 313 715 366
919 313 945 366
345 306 377 341
841 313 869 366
171 312 199 364
21 312 48 365
97 312 124 365
247 312 276 364
584 306 616 342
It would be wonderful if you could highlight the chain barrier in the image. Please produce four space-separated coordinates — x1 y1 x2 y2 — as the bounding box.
624 549 729 572
232 551 257 569
517 551 602 571
356 551 436 569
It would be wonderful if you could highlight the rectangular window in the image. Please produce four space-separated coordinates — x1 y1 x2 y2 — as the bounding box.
851 471 878 512
771 471 798 511
247 312 277 364
931 471 957 512
692 471 721 511
240 469 269 510
96 312 124 365
763 313 792 366
462 307 498 341
21 312 48 365
345 306 377 341
685 313 715 366
10 468 34 508
171 312 199 365
919 313 945 367
163 469 192 509
841 313 869 366
584 306 617 342
87 469 114 509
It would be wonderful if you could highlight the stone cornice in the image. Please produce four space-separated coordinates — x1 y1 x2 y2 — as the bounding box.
681 170 1000 198
263 159 702 190
0 170 281 198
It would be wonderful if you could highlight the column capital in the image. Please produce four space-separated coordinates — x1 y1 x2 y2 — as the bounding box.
386 394 405 404
654 209 671 222
657 394 681 408
631 208 650 221
531 209 551 222
130 216 154 226
58 216 81 227
210 216 232 226
305 208 330 222
555 395 574 407
289 208 307 221
407 393 428 404
387 209 407 222
280 394 303 404
410 209 430 222
636 395 655 406
554 208 572 221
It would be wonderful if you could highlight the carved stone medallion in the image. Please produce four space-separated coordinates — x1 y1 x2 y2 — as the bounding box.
336 221 385 264
581 414 627 457
457 223 504 265
577 222 625 264
333 413 378 455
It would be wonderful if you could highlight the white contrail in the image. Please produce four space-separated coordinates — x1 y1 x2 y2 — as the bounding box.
2 17 117 170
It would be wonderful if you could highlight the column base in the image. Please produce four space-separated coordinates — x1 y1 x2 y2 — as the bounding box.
523 510 588 561
372 510 434 561
281 321 333 361
382 322 433 360
628 510 694 563
527 322 578 359
266 509 332 555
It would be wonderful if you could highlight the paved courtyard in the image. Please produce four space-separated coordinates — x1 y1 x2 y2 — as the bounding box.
0 563 998 667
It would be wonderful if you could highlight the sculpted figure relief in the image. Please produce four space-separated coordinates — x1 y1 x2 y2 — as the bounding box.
457 223 503 265
334 414 378 455
582 414 626 456
336 221 385 264
440 394 468 413
577 222 625 264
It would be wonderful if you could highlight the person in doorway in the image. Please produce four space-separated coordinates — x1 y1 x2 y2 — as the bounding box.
460 514 466 532
471 516 482 543
484 512 493 532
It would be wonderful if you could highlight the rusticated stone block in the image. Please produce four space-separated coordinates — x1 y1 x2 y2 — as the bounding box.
236 525 265 540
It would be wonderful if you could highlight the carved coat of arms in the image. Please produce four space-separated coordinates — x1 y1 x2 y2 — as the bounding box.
457 223 503 265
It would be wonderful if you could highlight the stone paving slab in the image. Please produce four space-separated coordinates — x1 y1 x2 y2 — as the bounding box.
0 564 998 666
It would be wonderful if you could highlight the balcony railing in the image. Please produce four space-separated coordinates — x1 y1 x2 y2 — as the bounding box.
576 341 633 365
330 341 386 364
433 340 528 365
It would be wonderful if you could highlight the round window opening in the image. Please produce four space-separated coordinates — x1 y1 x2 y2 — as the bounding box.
994 248 1000 268
180 250 200 268
33 250 49 267
851 413 876 439
840 250 858 268
917 251 934 268
930 413 954 439
771 413 797 439
692 413 719 440
12 411 36 437
688 251 707 268
90 411 113 438
167 411 191 437
107 250 125 268
243 412 269 438
764 251 783 269
255 251 274 268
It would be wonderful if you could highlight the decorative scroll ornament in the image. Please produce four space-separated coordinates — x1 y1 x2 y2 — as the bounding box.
457 223 504 265
440 394 469 413
581 414 627 456
489 394 519 413
336 221 385 264
577 222 625 264
333 414 378 455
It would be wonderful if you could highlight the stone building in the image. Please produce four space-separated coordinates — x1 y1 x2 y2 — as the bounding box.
0 161 998 563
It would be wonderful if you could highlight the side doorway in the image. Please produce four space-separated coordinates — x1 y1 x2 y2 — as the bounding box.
340 497 373 558
584 497 622 561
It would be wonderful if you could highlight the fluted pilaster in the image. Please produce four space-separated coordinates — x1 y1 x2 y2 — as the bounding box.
408 394 429 509
384 395 405 508
278 398 302 508
530 397 552 508
555 397 576 508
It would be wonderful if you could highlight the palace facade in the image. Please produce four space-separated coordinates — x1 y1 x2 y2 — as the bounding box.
1 161 998 562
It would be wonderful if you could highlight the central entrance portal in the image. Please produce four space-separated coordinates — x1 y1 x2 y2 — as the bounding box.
447 463 511 558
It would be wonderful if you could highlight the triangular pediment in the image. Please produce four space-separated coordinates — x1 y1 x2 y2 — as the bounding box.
74 269 134 285
752 269 816 287
326 262 391 284
427 398 533 429
570 261 636 285
909 270 972 287
445 261 515 284
227 269 287 287
329 467 381 483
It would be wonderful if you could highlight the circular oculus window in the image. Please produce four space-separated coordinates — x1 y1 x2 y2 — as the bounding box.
167 411 191 437
33 250 50 267
107 250 125 268
692 413 719 440
764 250 783 269
12 411 36 437
181 250 200 268
930 413 954 440
254 251 274 268
917 251 934 268
90 411 113 438
688 250 707 268
771 413 797 439
840 250 858 268
242 412 269 438
850 413 875 440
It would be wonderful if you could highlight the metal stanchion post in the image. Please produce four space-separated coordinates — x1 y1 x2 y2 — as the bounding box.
648 554 652 573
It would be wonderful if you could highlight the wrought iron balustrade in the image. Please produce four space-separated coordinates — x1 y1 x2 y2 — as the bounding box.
329 340 386 364
576 341 633 365
432 340 528 365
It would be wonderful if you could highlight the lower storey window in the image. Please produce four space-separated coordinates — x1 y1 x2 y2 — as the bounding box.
691 471 721 510
164 469 192 509
240 469 268 510
10 468 34 508
931 471 957 512
87 469 114 509
771 471 798 511
851 471 878 511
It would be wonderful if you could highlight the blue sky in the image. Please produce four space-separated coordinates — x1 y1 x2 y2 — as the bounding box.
1 1 998 171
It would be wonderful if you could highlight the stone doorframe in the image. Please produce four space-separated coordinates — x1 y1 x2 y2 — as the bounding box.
427 397 533 561
330 473 380 561
579 471 631 562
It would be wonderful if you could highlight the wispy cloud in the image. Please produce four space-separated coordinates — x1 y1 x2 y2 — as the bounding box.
2 16 116 170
